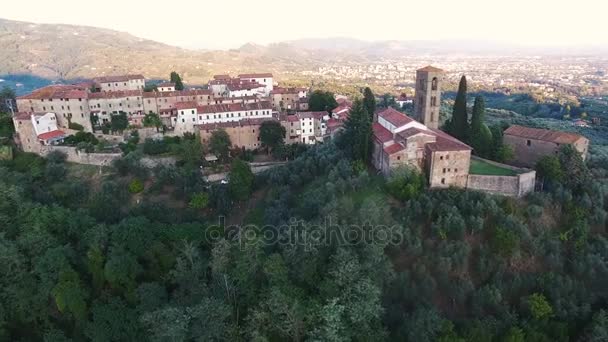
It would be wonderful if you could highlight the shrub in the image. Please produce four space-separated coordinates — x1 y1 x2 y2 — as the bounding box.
386 166 426 201
189 192 210 209
128 178 144 194
68 122 85 131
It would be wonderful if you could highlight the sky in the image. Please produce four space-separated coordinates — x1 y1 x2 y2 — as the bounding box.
3 0 607 50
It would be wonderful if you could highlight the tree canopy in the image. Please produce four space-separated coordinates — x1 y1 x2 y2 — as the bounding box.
308 90 338 113
170 71 185 91
259 120 286 153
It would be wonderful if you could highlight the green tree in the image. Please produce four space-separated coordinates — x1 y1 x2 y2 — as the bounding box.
536 155 564 189
259 120 286 153
450 75 469 141
362 87 376 119
0 86 16 114
170 71 185 91
111 112 129 133
308 90 338 113
386 166 426 201
526 293 553 320
228 158 254 201
143 112 163 132
558 144 589 191
469 96 493 157
189 192 209 209
339 99 372 162
177 134 203 168
209 129 231 161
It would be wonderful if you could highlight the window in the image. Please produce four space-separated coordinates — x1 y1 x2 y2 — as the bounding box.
446 155 449 160
443 168 446 173
431 96 437 107
397 156 401 160
440 156 443 160
527 140 531 146
431 77 438 91
441 178 445 184
455 168 458 172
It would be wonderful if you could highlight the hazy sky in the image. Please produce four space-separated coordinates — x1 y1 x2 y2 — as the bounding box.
3 0 606 49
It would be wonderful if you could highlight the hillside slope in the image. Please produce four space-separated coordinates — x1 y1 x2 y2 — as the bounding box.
0 18 320 84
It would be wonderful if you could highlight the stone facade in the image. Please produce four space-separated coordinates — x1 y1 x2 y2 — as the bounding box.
426 149 471 188
371 107 472 187
414 66 443 130
199 118 276 150
503 125 589 167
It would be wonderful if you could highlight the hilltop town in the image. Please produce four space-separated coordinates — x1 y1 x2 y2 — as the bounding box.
9 66 591 198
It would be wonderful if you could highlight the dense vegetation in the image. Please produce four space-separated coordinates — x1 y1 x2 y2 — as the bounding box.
0 121 607 340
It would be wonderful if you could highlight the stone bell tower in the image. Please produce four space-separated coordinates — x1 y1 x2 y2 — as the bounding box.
414 66 444 129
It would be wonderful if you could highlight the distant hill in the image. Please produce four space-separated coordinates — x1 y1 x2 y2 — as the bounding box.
1 18 607 89
0 18 321 85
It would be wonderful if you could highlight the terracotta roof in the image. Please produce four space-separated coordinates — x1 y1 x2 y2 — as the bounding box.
332 104 350 114
373 122 393 143
417 65 444 73
38 130 65 141
175 101 199 110
426 128 472 151
271 87 302 95
504 125 585 144
196 101 271 114
377 107 413 128
17 85 88 100
93 74 145 83
198 117 277 130
397 127 434 139
157 82 175 88
213 75 231 80
284 115 299 122
326 118 343 128
384 143 405 154
89 90 142 99
14 112 32 120
238 73 273 78
227 82 264 91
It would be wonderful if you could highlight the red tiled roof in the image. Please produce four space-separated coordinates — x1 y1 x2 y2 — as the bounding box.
38 130 65 141
238 73 273 78
417 65 444 73
175 101 198 110
373 122 393 143
384 143 405 154
377 107 413 128
157 82 175 88
17 85 88 100
426 128 472 151
213 75 231 80
504 125 585 144
397 127 433 139
14 112 32 120
93 74 145 83
332 104 350 114
196 101 271 114
326 118 343 128
89 90 142 99
198 117 277 130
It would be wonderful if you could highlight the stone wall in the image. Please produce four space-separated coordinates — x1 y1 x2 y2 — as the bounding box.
39 145 122 166
465 158 536 197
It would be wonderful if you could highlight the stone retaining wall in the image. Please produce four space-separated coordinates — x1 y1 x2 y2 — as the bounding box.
39 146 122 166
466 157 536 197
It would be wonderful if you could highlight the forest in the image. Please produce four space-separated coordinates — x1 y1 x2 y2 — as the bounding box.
0 121 608 341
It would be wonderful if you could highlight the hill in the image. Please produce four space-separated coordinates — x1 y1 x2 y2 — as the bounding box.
0 18 321 85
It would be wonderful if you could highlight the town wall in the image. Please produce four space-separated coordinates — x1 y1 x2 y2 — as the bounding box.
465 157 536 197
39 145 122 166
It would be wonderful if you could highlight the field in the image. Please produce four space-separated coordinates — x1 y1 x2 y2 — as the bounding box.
469 158 517 176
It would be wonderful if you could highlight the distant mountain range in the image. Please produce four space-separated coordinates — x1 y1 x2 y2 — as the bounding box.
1 17 607 88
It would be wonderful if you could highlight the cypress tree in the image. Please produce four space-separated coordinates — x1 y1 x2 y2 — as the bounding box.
451 75 469 141
340 99 372 162
362 87 376 120
469 96 493 157
170 71 185 91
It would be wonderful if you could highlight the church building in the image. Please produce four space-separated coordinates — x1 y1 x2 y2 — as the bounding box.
371 66 472 188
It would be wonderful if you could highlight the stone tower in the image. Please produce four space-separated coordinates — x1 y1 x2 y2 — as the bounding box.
414 66 444 129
